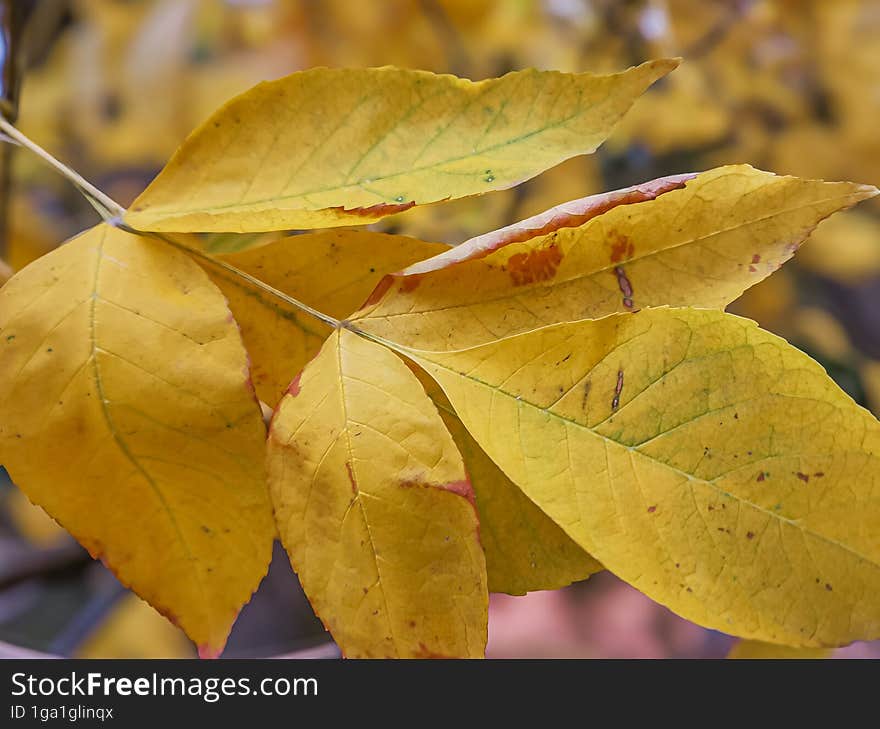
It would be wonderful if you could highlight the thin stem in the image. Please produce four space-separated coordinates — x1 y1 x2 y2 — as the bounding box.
1 118 343 330
0 116 125 221
134 227 343 329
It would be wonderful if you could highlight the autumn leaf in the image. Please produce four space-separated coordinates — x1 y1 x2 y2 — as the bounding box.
123 61 678 233
352 166 878 350
199 230 446 406
413 367 601 595
0 225 274 656
727 640 833 659
267 328 487 658
401 308 880 646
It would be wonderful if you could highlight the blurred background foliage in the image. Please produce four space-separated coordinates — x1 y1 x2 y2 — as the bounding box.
0 0 878 658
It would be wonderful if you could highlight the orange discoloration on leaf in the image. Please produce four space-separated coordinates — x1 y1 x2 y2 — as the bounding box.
609 233 636 264
338 200 416 218
267 329 487 658
400 173 694 276
507 244 563 286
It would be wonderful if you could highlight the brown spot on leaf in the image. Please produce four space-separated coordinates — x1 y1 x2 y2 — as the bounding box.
796 472 810 483
813 472 824 478
609 232 636 264
614 266 634 309
507 244 563 286
345 462 357 493
286 371 303 397
746 531 755 540
756 472 766 482
751 254 761 264
647 505 657 513
825 583 833 591
612 369 624 410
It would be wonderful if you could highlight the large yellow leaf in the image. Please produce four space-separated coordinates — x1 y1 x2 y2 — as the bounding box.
415 368 601 594
267 328 487 658
124 61 678 233
353 166 878 350
727 640 832 660
199 230 446 406
401 308 880 646
0 225 274 656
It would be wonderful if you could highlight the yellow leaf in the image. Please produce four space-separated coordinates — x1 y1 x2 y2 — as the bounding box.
415 368 601 595
402 308 880 646
124 61 678 233
200 230 446 406
353 166 878 350
267 328 487 658
727 639 833 660
0 225 274 656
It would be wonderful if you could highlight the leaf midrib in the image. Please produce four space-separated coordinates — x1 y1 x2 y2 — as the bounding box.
419 356 880 574
88 230 214 631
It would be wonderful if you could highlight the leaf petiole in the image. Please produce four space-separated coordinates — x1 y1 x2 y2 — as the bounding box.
0 117 126 221
0 118 342 330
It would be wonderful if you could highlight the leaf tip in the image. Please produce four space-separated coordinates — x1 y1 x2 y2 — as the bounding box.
197 643 224 660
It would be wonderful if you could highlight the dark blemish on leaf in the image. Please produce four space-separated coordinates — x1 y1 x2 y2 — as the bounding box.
708 505 714 511
6 335 14 341
484 169 495 183
408 620 416 628
46 348 53 353
746 531 755 540
825 583 833 591
614 266 634 309
200 525 212 534
611 369 624 410
756 472 766 482
814 472 824 478
345 462 357 493
749 265 758 273
507 244 563 286
609 232 635 264
581 380 591 411
369 267 376 273
795 472 810 483
647 505 657 513
734 412 739 419
686 587 693 593
675 563 680 568
560 353 572 363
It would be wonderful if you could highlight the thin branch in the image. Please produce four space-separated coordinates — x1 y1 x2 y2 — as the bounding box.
0 118 343 329
0 116 126 221
137 228 343 330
